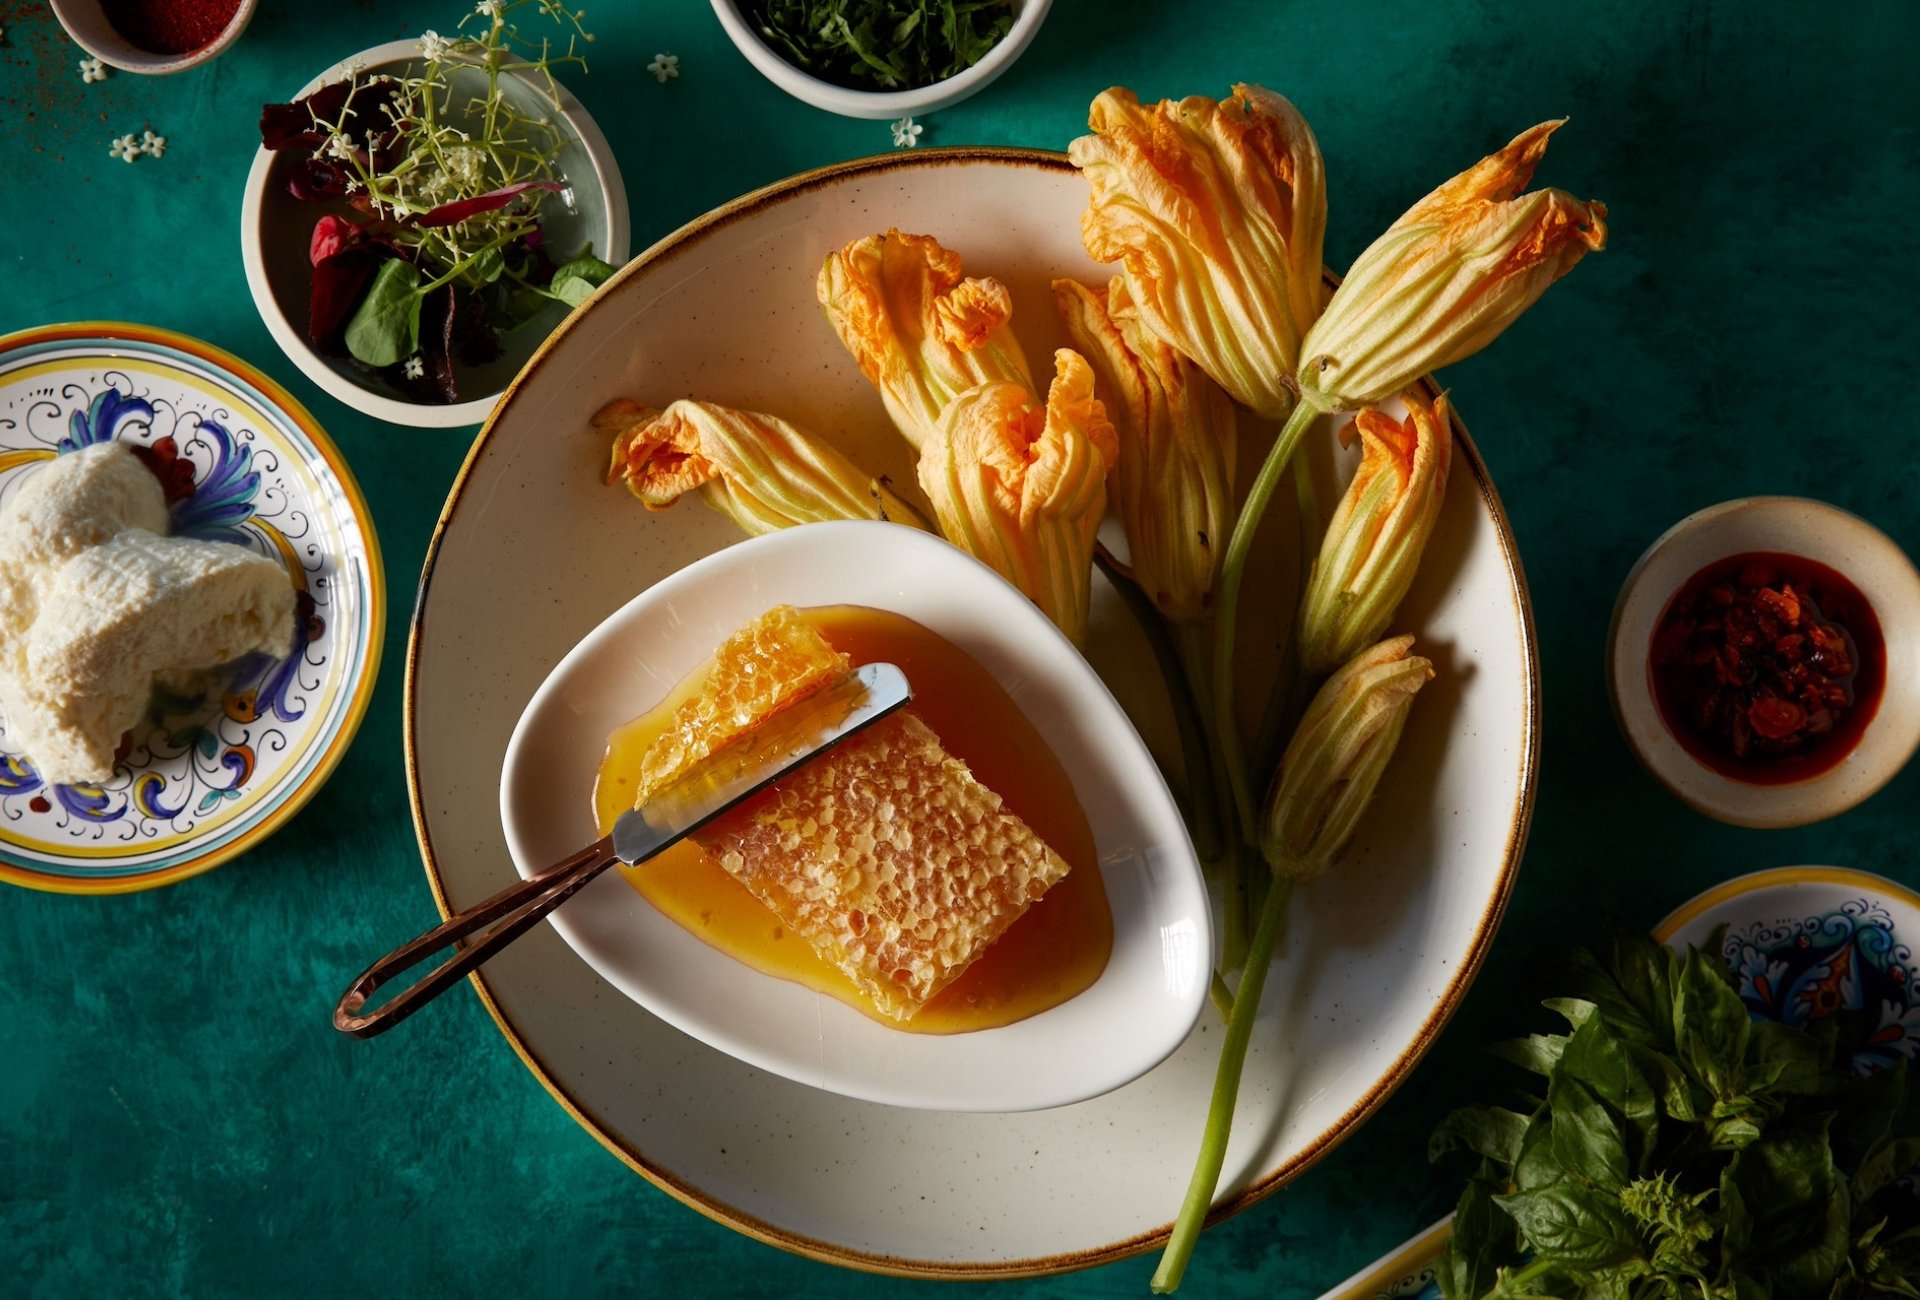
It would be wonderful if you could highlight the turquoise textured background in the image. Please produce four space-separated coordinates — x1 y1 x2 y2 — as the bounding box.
3 0 1917 1295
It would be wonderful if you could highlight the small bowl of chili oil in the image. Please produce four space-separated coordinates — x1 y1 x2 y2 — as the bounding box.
51 0 256 75
1609 497 1920 828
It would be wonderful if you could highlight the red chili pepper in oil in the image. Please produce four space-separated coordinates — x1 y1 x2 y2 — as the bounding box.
1648 551 1885 784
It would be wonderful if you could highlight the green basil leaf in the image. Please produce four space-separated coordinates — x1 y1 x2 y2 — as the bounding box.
1561 1012 1660 1170
1515 1111 1570 1192
1561 923 1679 1052
1432 1106 1532 1168
1550 1072 1629 1187
548 248 618 308
469 244 506 285
1438 1176 1513 1300
344 259 422 368
1494 1182 1641 1270
1675 945 1752 1099
1728 1116 1851 1299
1493 1033 1570 1078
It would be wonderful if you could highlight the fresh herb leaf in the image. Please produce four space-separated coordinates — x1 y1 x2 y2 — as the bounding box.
1493 1182 1641 1270
1432 1107 1532 1166
344 258 423 368
548 248 617 307
747 0 1015 91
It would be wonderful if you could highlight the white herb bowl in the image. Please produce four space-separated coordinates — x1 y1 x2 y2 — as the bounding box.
51 0 258 75
238 39 630 430
710 0 1053 120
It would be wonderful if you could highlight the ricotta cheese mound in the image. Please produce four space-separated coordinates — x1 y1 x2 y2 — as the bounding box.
0 442 296 786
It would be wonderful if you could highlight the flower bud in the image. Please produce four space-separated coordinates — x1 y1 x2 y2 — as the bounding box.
1053 276 1237 622
1298 121 1606 411
1260 636 1432 877
1070 84 1325 419
1297 390 1452 676
916 351 1119 643
599 398 928 534
817 230 1034 449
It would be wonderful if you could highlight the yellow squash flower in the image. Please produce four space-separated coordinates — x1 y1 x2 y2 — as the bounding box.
817 229 1034 449
1054 277 1237 623
599 398 928 535
1070 84 1325 418
1297 391 1452 676
1260 635 1433 877
916 352 1119 643
1299 121 1607 411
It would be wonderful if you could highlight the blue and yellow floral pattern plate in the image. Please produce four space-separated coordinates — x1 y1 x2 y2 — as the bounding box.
1314 865 1920 1300
0 323 383 893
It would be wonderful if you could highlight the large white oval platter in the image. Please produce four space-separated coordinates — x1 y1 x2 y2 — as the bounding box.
407 148 1538 1276
498 522 1210 1112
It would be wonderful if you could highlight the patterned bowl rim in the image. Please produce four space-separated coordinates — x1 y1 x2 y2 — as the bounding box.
0 321 386 895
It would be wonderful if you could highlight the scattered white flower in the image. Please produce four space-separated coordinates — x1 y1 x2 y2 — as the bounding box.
890 116 922 148
325 134 355 161
647 52 679 83
420 30 452 61
475 0 504 16
79 57 107 84
109 134 141 164
403 355 425 380
139 130 166 159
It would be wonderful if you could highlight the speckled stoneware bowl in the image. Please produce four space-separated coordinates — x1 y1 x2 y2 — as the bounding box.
406 149 1539 1274
1608 496 1920 829
239 39 630 429
0 323 382 894
1317 864 1920 1300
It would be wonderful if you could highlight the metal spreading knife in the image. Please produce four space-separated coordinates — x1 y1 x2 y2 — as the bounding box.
334 662 913 1038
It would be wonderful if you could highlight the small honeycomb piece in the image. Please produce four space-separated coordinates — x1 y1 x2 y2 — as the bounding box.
636 605 849 803
697 711 1072 1020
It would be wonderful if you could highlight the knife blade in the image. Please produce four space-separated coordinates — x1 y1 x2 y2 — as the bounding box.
612 660 914 864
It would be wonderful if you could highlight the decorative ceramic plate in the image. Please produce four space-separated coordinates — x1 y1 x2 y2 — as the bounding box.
1317 864 1920 1300
406 149 1538 1275
0 323 383 894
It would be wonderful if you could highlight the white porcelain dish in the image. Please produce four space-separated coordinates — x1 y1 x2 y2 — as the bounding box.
52 0 257 74
1608 496 1920 829
239 39 631 429
407 149 1536 1275
498 522 1208 1112
710 0 1052 119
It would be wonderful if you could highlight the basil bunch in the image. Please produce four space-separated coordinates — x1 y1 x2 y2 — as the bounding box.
1433 924 1920 1300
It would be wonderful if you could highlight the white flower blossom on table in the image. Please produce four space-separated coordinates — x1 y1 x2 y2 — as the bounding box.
79 57 107 84
890 116 922 148
403 355 426 380
420 30 452 62
647 53 679 83
139 131 166 159
109 134 141 164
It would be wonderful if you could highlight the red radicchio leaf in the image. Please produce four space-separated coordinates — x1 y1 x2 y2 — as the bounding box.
417 181 564 229
310 214 363 266
286 157 353 202
309 248 384 353
395 284 461 404
130 437 197 506
260 78 402 153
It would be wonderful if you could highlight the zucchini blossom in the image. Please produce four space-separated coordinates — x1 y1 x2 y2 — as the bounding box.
915 352 1119 643
1297 391 1452 677
1070 84 1326 419
817 229 1034 449
599 398 928 535
1260 635 1432 877
1054 277 1237 623
1299 121 1607 411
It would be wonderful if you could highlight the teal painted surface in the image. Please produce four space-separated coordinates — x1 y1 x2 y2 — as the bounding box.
1 0 1916 1295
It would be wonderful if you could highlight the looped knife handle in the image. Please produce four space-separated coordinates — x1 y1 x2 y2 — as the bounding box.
333 836 617 1038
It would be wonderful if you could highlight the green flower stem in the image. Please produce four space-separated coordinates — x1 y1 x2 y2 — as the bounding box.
1151 876 1294 1294
1094 549 1223 864
1210 397 1328 847
1172 619 1249 969
1483 1257 1558 1300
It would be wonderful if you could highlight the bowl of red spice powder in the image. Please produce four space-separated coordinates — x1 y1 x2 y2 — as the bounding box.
1608 496 1920 829
51 0 256 75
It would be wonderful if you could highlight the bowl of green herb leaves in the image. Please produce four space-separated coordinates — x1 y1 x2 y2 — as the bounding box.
711 0 1051 119
239 3 630 428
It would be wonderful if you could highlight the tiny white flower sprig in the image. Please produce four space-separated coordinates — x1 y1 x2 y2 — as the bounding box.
403 354 426 380
647 53 679 83
890 116 922 149
108 130 168 164
79 57 108 84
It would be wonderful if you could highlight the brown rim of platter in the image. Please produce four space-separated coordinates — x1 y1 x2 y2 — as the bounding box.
402 146 1540 1279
